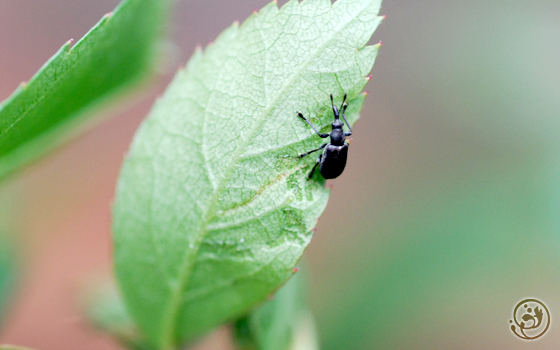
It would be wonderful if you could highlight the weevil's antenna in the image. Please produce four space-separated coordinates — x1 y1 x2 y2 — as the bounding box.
340 93 347 111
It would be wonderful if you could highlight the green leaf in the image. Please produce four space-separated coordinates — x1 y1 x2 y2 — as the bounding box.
0 346 35 350
83 282 154 350
0 236 17 328
233 267 309 350
113 0 382 348
0 256 15 327
289 313 319 350
0 0 170 181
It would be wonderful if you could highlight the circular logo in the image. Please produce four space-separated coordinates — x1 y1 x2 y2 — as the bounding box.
510 299 550 340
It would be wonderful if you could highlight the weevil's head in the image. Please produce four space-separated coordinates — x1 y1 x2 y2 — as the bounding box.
332 118 344 129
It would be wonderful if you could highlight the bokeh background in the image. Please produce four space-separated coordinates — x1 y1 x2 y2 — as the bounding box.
1 0 560 349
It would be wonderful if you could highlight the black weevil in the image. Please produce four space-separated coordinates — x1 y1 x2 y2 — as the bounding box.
297 93 353 179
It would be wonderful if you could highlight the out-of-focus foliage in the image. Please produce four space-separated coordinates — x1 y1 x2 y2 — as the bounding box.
0 0 171 181
0 235 16 328
84 282 153 350
307 0 560 349
234 267 310 350
316 169 560 349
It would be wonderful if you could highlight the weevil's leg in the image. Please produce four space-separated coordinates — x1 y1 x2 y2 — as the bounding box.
341 103 353 136
298 143 327 158
307 154 322 179
297 112 329 138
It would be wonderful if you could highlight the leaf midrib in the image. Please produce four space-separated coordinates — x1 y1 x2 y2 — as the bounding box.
159 3 371 348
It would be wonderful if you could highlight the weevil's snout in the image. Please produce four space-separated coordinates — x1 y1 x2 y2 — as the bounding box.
331 105 339 117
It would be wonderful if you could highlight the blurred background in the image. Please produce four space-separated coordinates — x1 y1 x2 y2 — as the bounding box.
1 0 560 349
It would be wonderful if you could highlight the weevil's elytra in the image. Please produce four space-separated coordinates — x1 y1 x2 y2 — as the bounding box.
296 93 353 179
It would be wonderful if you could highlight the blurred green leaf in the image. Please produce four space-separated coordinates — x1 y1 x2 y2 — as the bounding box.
0 0 171 181
0 347 35 350
84 282 153 350
0 237 17 328
287 312 319 350
113 0 382 348
314 167 560 350
234 268 309 350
